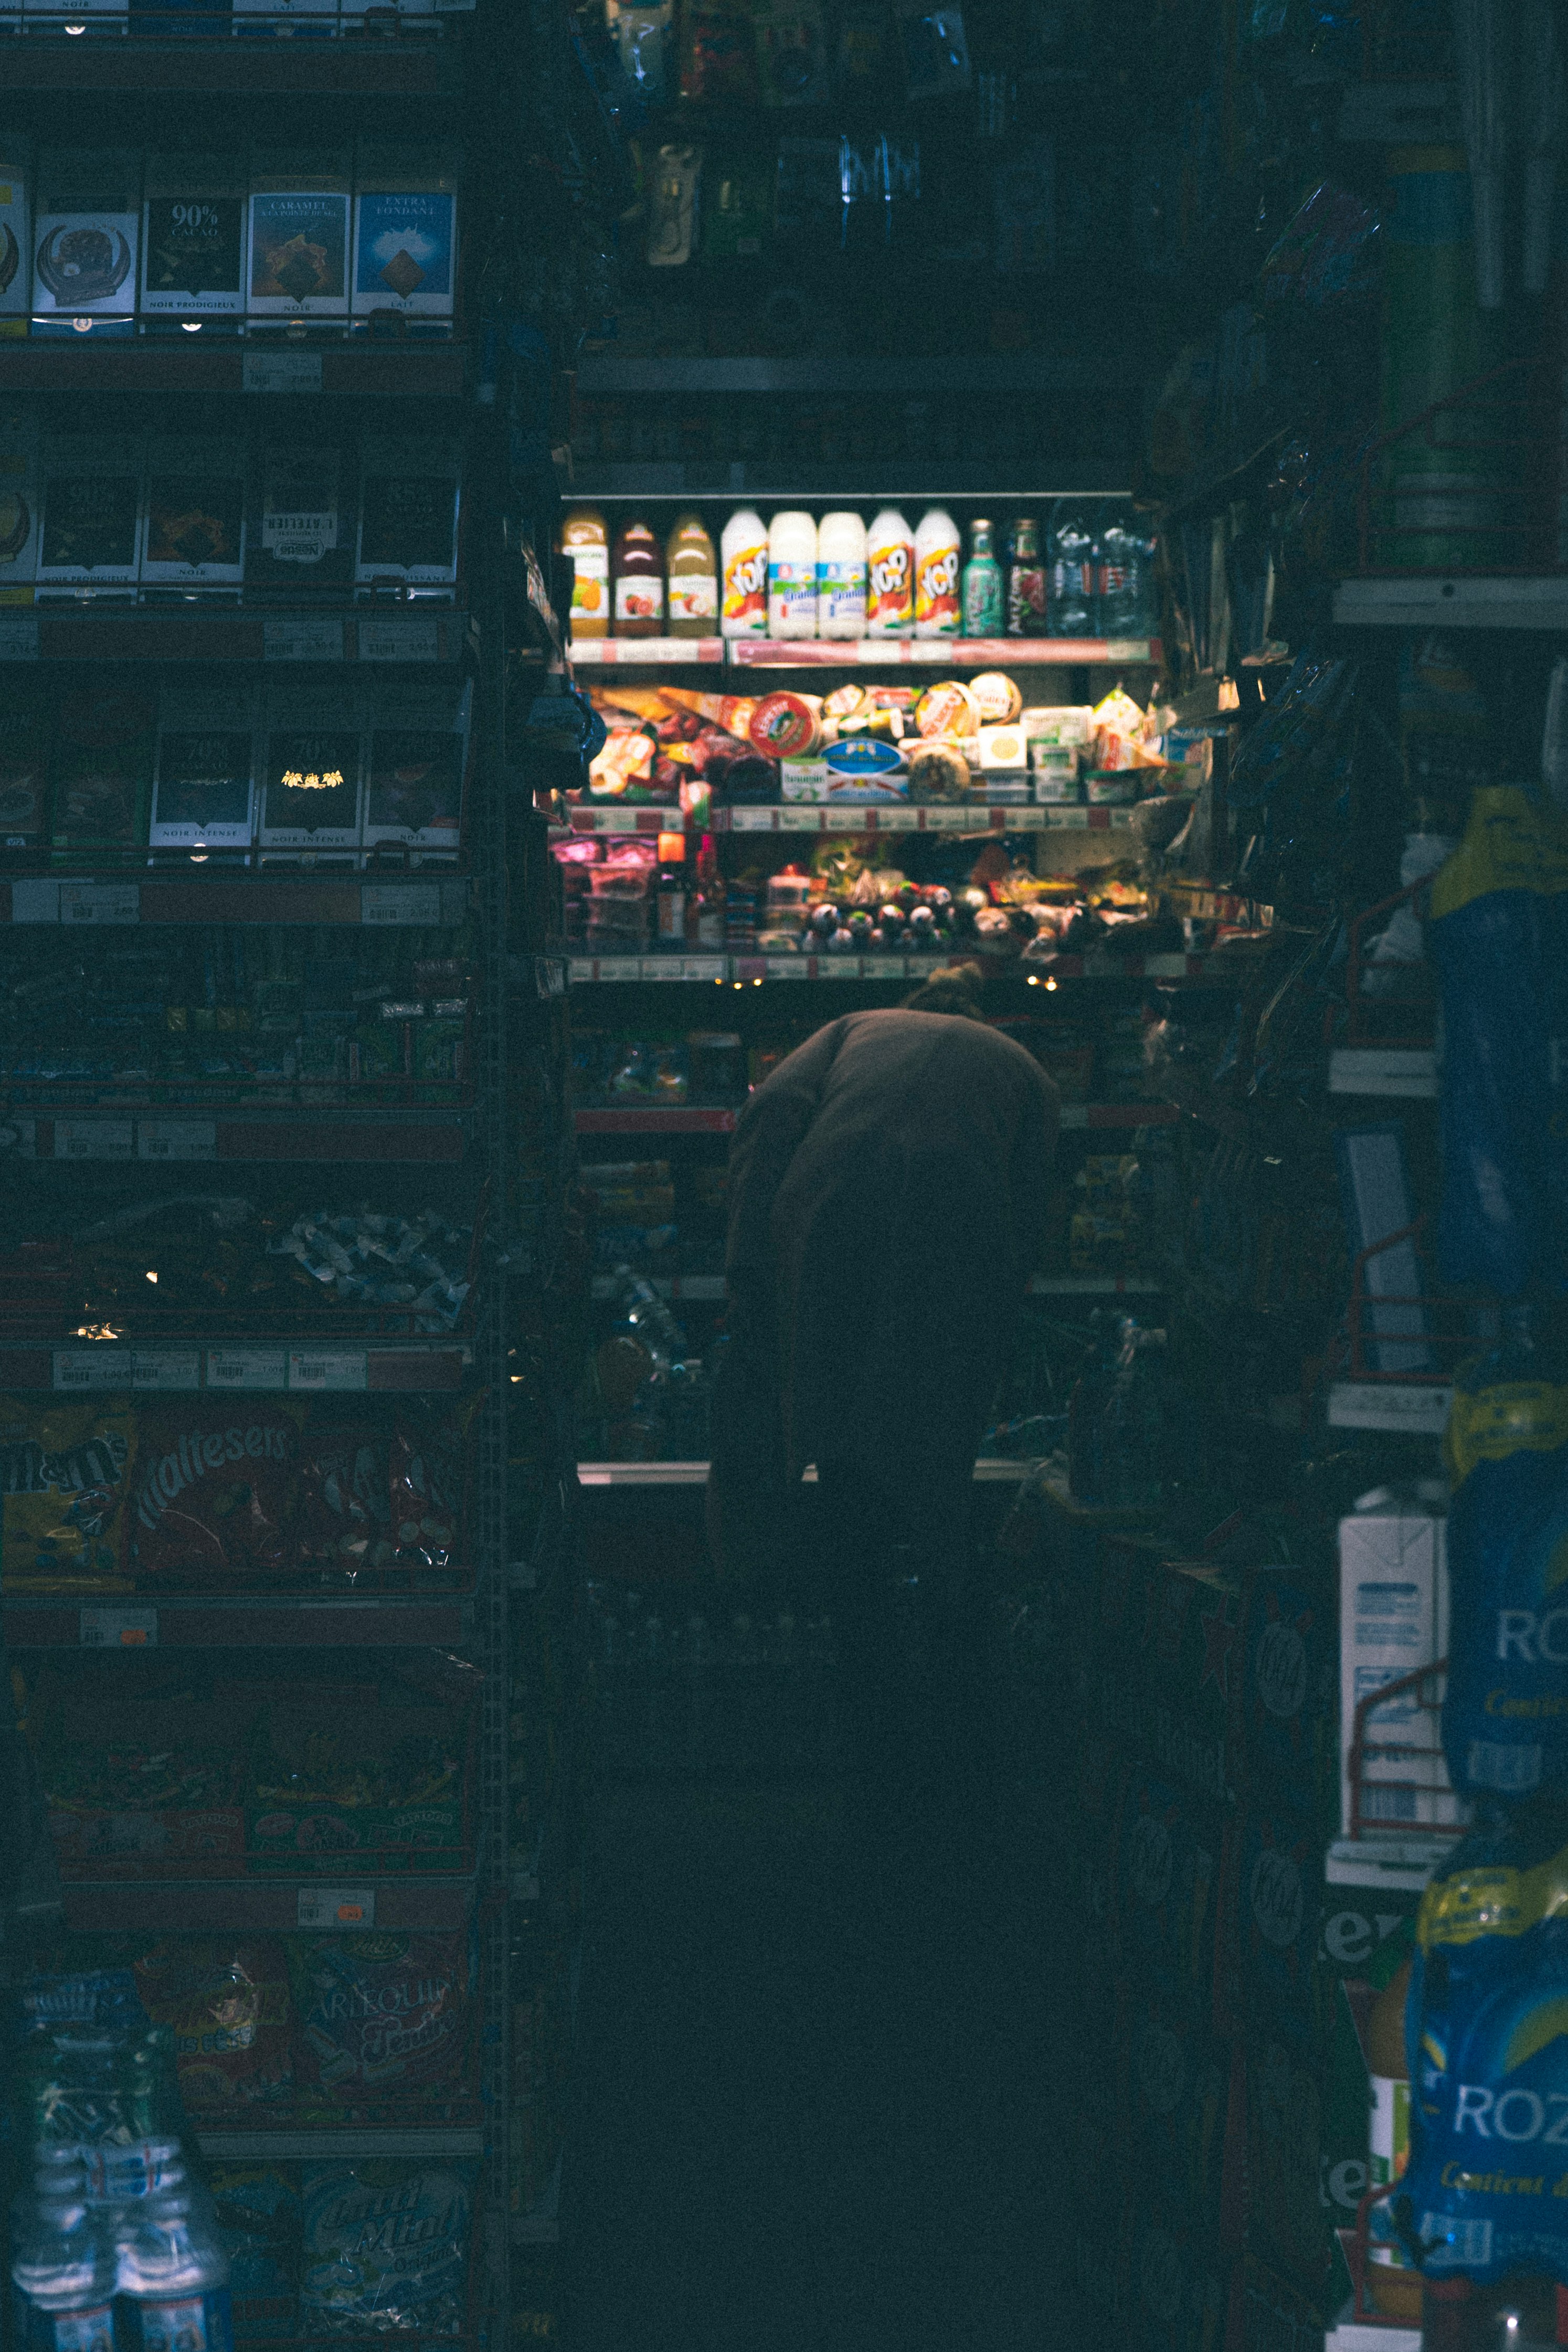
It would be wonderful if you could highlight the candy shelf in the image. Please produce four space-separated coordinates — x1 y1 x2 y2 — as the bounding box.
587 1273 726 1301
567 951 1210 983
0 343 467 398
0 608 467 664
195 2128 484 2162
6 1108 470 1162
0 1338 469 1392
587 1270 1164 1303
565 804 1141 836
573 356 1139 396
59 1872 479 1935
3 1594 473 1647
0 34 465 94
576 1458 1035 1486
1 875 470 925
565 635 1159 668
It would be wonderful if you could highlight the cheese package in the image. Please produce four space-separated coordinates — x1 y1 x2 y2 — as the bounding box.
140 436 247 597
0 401 40 601
362 678 470 853
355 437 461 599
36 434 142 600
257 684 365 857
150 682 259 851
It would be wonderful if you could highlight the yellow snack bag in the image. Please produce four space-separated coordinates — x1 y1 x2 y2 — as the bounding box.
0 1394 137 1592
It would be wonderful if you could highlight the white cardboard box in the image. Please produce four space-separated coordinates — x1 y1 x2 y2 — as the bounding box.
1339 1489 1466 1836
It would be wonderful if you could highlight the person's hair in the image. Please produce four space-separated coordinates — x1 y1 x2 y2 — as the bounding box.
901 962 987 1021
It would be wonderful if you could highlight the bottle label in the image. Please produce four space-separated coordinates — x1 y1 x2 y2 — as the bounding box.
77 2144 175 2204
133 2292 233 2352
668 575 717 622
722 543 767 628
1008 567 1046 632
568 547 608 621
615 575 664 624
915 544 959 629
866 541 912 627
768 563 815 622
656 888 686 940
16 2306 116 2352
963 570 1004 637
818 562 866 627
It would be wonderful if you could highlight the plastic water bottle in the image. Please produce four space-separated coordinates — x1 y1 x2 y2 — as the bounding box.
1046 500 1095 635
114 2143 234 2352
1095 504 1149 636
10 2153 120 2352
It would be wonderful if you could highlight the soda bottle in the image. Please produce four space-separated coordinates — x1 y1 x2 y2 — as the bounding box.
114 2142 234 2352
10 2153 120 2352
1004 516 1045 637
961 517 1004 638
1046 499 1095 635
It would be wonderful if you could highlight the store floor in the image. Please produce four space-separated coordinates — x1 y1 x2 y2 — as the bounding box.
561 1767 1055 2352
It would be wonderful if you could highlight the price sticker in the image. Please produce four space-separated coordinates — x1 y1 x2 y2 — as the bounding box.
0 613 39 662
242 349 324 396
727 808 778 832
263 617 344 664
567 960 595 985
288 1351 368 1392
54 1121 134 1161
765 959 812 980
357 617 441 664
131 1352 203 1393
9 881 59 923
80 1608 158 1649
593 959 641 983
52 1349 130 1393
206 1350 289 1392
861 956 909 980
362 884 442 927
873 807 919 831
643 959 690 982
296 1886 377 1929
682 959 726 983
137 1121 217 1163
59 884 139 925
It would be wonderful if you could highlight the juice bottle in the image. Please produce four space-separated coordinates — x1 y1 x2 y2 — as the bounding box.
656 830 688 945
694 832 725 945
816 510 866 638
865 506 913 635
961 517 1004 638
1006 515 1046 636
561 505 610 641
914 505 960 637
721 506 768 637
1367 1956 1419 2322
666 511 718 639
767 509 818 638
613 516 664 637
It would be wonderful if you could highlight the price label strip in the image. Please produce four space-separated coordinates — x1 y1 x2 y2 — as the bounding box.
288 1351 368 1393
242 349 324 395
263 618 344 663
362 884 442 927
58 884 140 925
357 617 441 664
0 612 40 662
137 1121 217 1163
80 1607 158 1649
54 1121 134 1161
52 1349 130 1393
132 1352 203 1393
296 1886 377 1929
206 1350 290 1392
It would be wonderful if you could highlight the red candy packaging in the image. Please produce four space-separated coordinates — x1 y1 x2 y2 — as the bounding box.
296 1421 393 1575
287 1930 474 2112
126 1404 302 1584
133 1938 295 2112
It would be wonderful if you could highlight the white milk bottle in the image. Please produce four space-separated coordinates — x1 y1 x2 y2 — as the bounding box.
767 510 818 638
816 511 867 639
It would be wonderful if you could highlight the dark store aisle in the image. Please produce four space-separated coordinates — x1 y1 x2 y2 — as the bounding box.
561 1777 1052 2352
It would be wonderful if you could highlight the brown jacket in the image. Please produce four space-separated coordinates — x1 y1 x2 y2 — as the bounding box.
708 1010 1058 1565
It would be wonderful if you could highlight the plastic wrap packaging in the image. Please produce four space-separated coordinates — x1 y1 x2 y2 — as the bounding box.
210 2165 302 2345
133 1941 294 2114
300 2160 474 2335
0 1395 137 1593
387 1404 469 1576
126 1404 302 1587
1429 786 1568 1297
287 1932 473 2112
296 1424 394 1577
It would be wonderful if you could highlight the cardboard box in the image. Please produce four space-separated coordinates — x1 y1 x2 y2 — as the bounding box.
150 682 258 851
354 435 461 599
246 439 355 601
1111 1762 1232 2031
36 433 142 599
246 1702 473 1873
1233 1563 1339 1832
362 677 470 853
1338 1492 1461 1836
50 682 155 853
31 150 140 332
140 436 246 595
0 676 49 852
0 401 38 600
0 139 33 339
257 683 364 855
139 153 246 327
1233 1792 1334 2056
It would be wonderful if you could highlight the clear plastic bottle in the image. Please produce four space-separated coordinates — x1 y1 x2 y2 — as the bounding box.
816 510 867 638
865 506 913 635
1094 503 1148 637
721 507 769 637
913 505 960 637
113 2142 233 2352
767 510 818 638
1046 499 1096 636
9 2153 120 2352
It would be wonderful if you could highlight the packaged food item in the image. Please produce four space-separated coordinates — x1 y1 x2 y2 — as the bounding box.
646 143 701 267
748 690 822 757
665 511 717 637
288 1931 473 2104
0 677 50 851
1084 768 1137 806
0 1394 136 1594
300 2160 473 2335
973 723 1029 773
906 740 970 800
767 508 818 638
139 437 247 597
968 670 1020 723
354 437 461 599
36 435 142 600
679 0 758 100
30 150 139 334
721 507 768 637
210 2165 302 2345
125 1401 302 1587
257 684 365 856
865 506 913 634
139 154 247 331
822 681 866 722
612 515 664 637
561 505 609 640
247 148 351 326
49 684 155 852
1090 683 1148 770
914 680 976 738
0 136 31 338
758 0 829 100
362 679 470 853
246 441 354 600
1031 743 1080 803
1023 703 1093 746
149 684 259 852
133 1941 294 2114
0 400 39 601
351 145 458 332
698 148 768 255
387 1402 468 1574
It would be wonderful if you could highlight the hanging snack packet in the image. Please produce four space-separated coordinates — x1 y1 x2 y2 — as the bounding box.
288 1930 473 2105
301 2160 473 2336
133 1940 294 2113
209 2165 302 2345
0 1394 136 1593
388 1403 469 1575
126 1402 302 1586
296 1420 393 1577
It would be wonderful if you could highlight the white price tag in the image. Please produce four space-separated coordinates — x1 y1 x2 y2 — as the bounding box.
682 958 726 982
59 883 140 925
920 809 969 832
206 1349 289 1392
362 884 442 927
9 881 58 924
861 956 910 979
643 959 690 982
567 960 595 984
873 807 919 831
137 1121 217 1163
80 1607 158 1649
55 1121 134 1161
296 1885 377 1929
594 959 641 982
288 1350 368 1392
242 349 324 396
52 1349 129 1393
0 613 39 662
727 809 778 832
263 617 344 663
131 1351 203 1392
357 617 441 664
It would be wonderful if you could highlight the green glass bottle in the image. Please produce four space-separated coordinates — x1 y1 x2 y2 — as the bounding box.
961 517 1004 639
